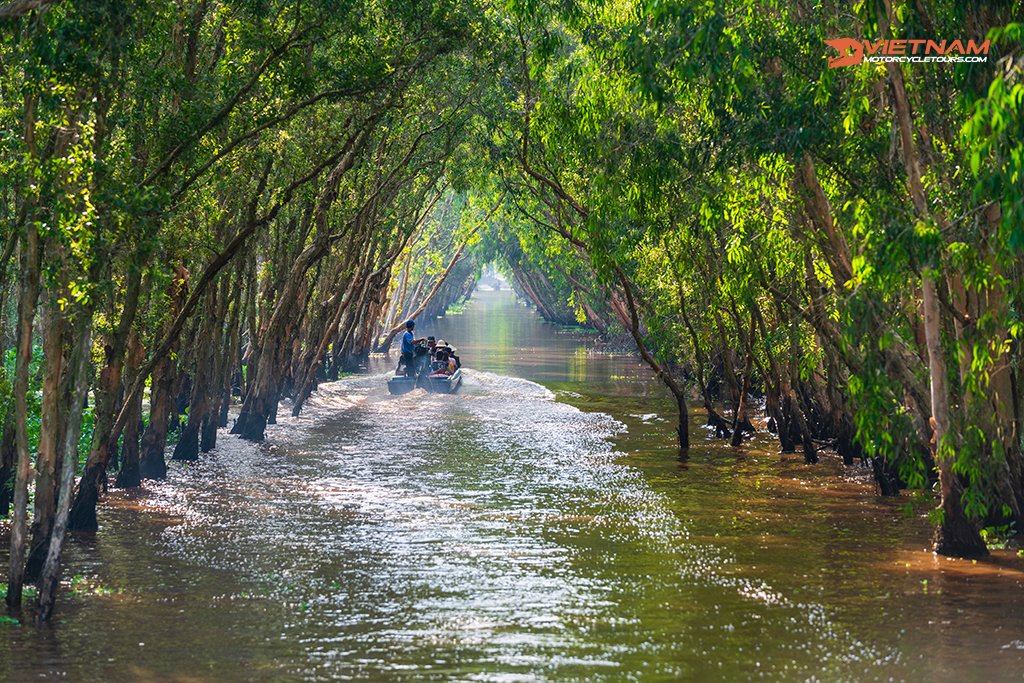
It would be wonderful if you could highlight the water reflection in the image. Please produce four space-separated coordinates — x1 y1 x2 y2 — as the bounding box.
1 290 1022 682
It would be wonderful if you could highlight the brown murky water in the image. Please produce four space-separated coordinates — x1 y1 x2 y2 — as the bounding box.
2 289 1023 681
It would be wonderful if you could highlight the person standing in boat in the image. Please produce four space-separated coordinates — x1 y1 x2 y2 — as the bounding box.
400 319 424 377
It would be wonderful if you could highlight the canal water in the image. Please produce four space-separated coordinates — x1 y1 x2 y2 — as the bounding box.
2 289 1023 681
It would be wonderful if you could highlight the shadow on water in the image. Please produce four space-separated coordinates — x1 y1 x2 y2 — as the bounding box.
2 289 1023 681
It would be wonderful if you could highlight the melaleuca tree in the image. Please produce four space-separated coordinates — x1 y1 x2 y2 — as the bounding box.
2 0 497 619
489 0 1022 556
2 0 1022 626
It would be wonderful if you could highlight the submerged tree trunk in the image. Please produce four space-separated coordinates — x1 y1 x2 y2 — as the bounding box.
731 350 754 447
609 282 690 456
174 287 219 461
784 386 818 464
69 266 142 529
885 56 986 557
139 352 177 480
924 280 986 556
678 284 730 436
729 312 757 447
114 335 145 488
292 274 362 415
237 125 371 441
36 318 92 622
139 271 190 480
218 266 245 429
26 302 68 581
6 221 40 609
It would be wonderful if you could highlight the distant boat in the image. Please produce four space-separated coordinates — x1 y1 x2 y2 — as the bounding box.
387 368 463 395
387 341 462 395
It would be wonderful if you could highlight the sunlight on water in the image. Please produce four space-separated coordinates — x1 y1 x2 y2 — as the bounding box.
3 290 1022 682
124 361 889 680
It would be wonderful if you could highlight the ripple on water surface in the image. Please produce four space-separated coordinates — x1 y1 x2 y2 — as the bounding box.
54 369 890 682
4 290 1021 682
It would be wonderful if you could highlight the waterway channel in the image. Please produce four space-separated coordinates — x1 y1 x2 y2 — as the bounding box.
2 288 1022 681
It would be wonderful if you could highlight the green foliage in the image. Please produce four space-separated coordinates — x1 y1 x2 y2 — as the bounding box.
479 0 1024 548
0 0 1020 569
1 345 43 455
980 522 1017 550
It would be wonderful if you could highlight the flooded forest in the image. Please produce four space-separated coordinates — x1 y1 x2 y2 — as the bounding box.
1 0 1023 680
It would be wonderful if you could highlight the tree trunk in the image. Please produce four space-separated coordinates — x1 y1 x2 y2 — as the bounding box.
609 280 690 456
25 302 68 582
218 279 243 429
35 319 92 622
716 317 741 416
678 283 730 436
375 229 477 352
798 153 853 286
5 221 40 609
884 53 986 556
68 266 142 528
114 335 145 488
237 128 370 441
173 287 219 461
731 349 754 447
292 275 362 415
784 386 818 464
924 282 986 554
139 352 177 481
137 271 190 480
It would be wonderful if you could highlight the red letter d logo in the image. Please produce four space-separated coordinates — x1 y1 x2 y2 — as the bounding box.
825 39 864 68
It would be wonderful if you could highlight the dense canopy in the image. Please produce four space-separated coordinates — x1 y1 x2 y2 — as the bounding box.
1 0 1022 621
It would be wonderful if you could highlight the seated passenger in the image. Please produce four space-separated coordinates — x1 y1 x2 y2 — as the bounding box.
431 350 450 375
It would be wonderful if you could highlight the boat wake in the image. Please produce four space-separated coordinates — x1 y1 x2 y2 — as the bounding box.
140 367 891 680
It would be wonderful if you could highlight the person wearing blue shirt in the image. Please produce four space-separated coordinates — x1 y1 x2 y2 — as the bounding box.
399 319 424 377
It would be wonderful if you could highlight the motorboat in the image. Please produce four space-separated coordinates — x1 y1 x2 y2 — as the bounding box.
387 341 431 395
386 374 419 395
422 368 462 394
386 339 463 395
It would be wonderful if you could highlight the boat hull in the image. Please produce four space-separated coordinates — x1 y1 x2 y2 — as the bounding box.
423 369 462 394
387 376 418 395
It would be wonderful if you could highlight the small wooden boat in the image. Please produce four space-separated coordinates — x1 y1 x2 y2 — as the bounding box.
387 344 431 395
422 368 462 394
387 375 419 395
386 339 462 395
